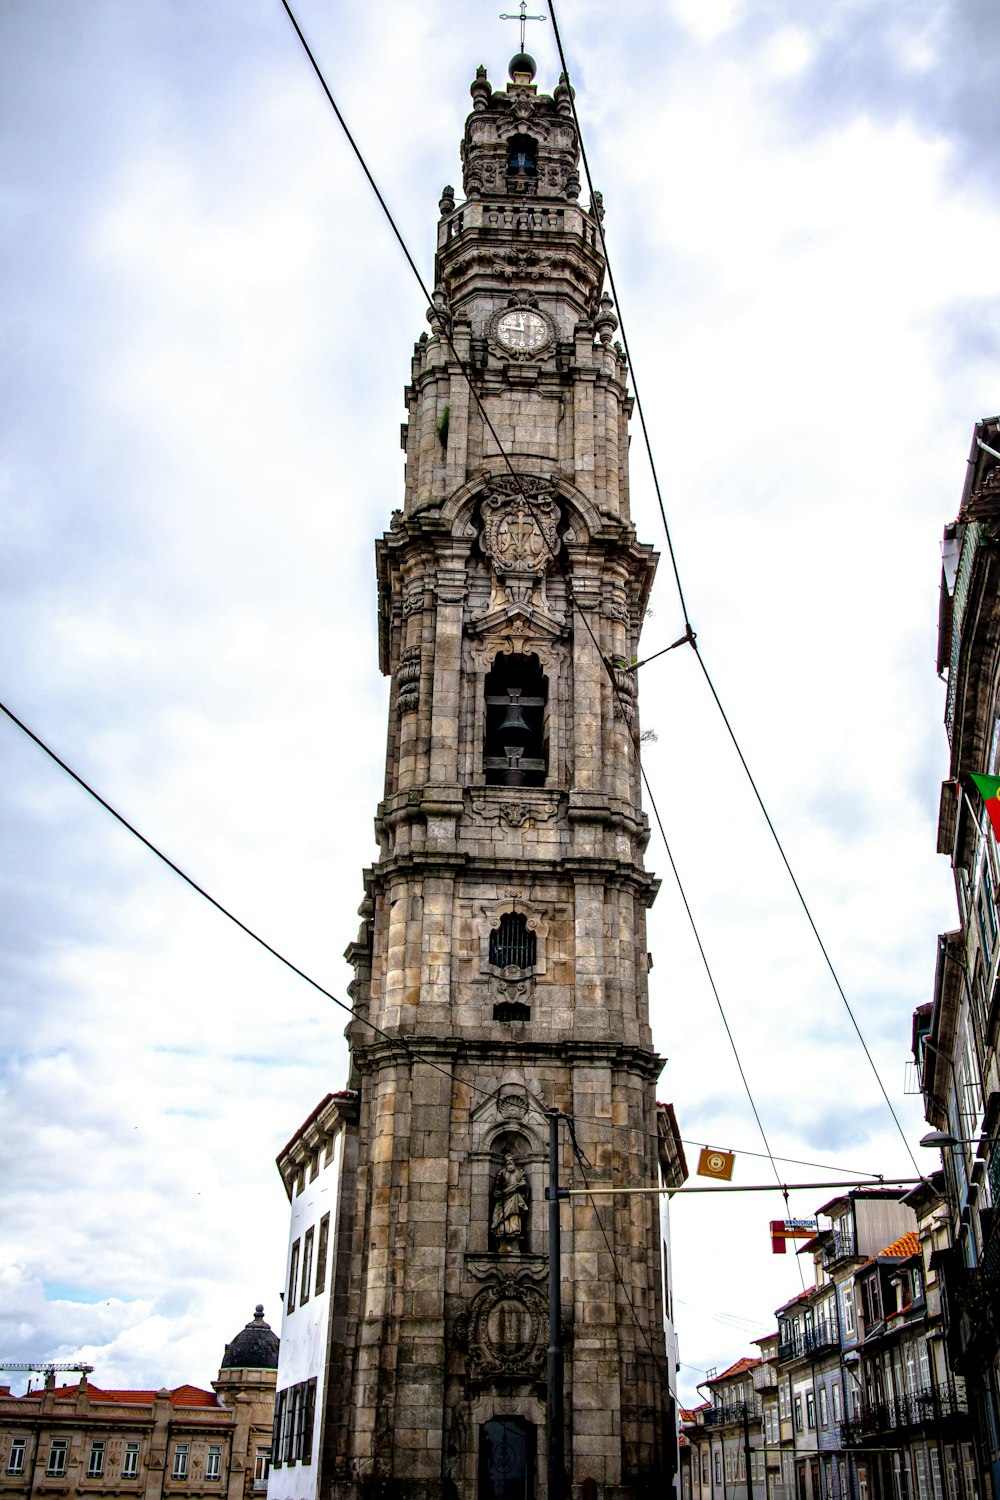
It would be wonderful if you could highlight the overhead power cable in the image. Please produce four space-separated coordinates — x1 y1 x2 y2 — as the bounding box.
0 699 492 1107
277 0 788 1203
564 1114 677 1391
546 0 922 1182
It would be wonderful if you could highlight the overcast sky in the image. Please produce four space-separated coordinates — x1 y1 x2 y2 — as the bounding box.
2 0 999 1411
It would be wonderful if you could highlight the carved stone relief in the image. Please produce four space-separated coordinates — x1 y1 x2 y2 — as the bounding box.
456 1278 548 1384
468 792 562 829
396 645 421 715
612 662 636 726
479 474 561 610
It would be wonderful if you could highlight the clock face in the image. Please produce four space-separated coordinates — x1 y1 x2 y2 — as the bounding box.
494 308 551 354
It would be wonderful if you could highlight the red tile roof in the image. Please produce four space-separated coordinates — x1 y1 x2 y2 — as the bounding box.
880 1231 919 1260
18 1383 220 1408
775 1286 817 1315
711 1356 760 1381
856 1231 921 1273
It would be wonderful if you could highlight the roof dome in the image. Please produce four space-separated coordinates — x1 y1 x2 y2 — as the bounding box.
220 1305 279 1370
508 51 536 81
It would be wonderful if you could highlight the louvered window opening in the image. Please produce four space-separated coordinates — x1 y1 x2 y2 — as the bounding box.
490 912 536 970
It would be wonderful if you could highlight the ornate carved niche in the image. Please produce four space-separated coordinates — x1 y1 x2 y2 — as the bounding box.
467 1082 550 1263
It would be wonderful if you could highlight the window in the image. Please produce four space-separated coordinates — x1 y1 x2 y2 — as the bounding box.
300 1226 314 1306
819 1387 829 1427
794 1395 803 1432
287 1238 300 1314
315 1213 330 1296
47 1442 68 1478
715 1453 722 1485
172 1444 189 1480
489 912 536 971
87 1442 106 1478
7 1441 26 1476
271 1390 286 1469
272 1381 316 1468
309 1152 319 1182
295 1169 305 1197
842 1283 856 1336
301 1380 316 1465
206 1446 221 1481
122 1443 140 1478
832 1384 842 1422
806 1392 816 1429
254 1449 271 1490
483 652 547 786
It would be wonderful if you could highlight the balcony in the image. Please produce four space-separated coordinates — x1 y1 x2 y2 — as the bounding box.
703 1397 763 1429
840 1386 970 1444
777 1321 839 1362
822 1229 857 1268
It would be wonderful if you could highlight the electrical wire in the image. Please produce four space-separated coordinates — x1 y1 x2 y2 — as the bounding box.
0 698 494 1108
564 1113 677 1391
546 0 922 1182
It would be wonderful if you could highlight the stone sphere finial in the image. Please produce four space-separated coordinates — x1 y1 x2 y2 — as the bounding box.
508 51 536 83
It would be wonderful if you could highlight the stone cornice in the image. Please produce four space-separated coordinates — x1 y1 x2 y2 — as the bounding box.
351 1036 665 1082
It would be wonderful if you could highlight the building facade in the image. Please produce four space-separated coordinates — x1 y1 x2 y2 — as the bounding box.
686 1357 769 1500
919 412 1000 1500
689 1187 979 1500
270 47 688 1500
0 1311 277 1500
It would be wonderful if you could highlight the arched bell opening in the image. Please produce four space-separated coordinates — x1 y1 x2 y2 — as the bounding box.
506 133 537 179
483 653 547 786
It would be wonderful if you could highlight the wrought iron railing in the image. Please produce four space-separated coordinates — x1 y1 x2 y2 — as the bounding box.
839 1386 969 1443
777 1321 838 1361
702 1397 763 1428
822 1230 857 1266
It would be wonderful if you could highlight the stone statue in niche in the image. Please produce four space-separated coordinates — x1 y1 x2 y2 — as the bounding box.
491 1150 529 1253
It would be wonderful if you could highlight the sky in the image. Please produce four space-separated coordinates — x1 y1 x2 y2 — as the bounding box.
1 0 999 1412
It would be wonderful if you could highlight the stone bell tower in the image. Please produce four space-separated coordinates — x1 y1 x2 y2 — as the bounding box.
326 51 675 1500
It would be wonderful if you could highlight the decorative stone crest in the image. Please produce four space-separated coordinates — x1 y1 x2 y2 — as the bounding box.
468 790 563 829
456 1278 548 1383
499 801 532 828
479 474 561 606
402 585 424 617
490 246 555 282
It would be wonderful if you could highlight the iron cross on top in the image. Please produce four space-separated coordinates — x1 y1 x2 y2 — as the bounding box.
500 1 546 53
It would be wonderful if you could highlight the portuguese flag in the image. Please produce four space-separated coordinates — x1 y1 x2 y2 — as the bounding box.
971 773 1000 838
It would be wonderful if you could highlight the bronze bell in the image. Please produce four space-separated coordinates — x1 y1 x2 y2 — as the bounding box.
496 691 530 744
